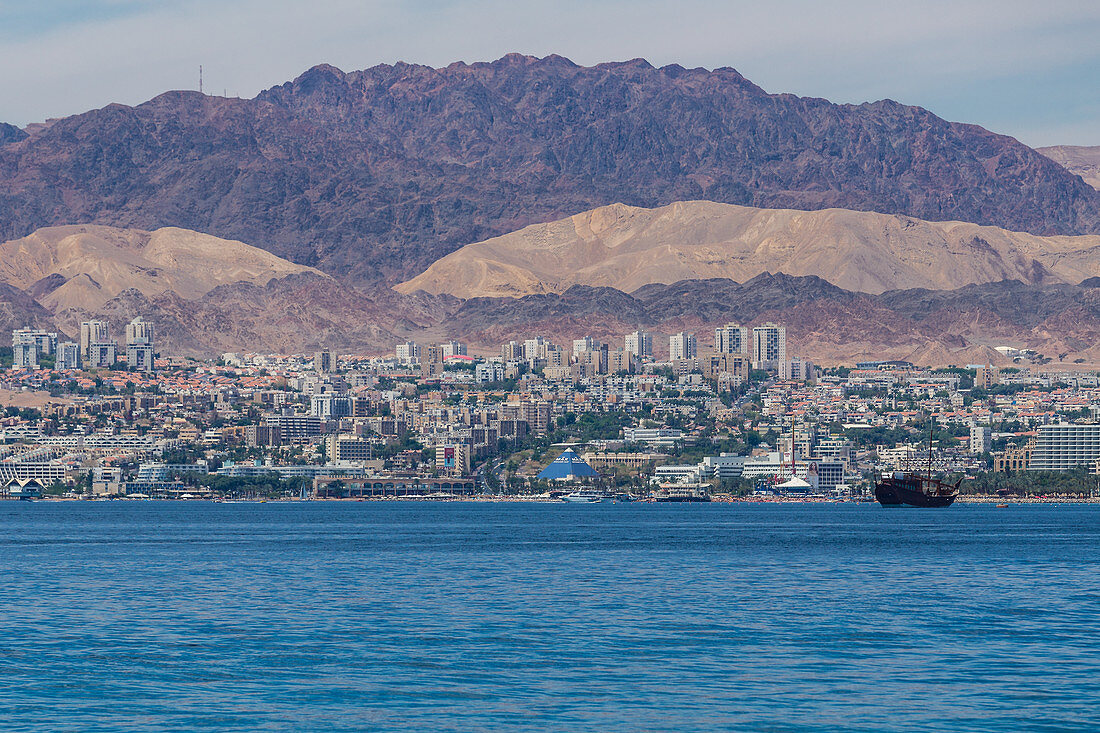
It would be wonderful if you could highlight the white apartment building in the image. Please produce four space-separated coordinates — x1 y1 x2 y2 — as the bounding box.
127 344 155 373
56 342 81 370
125 317 154 346
970 425 992 455
12 328 58 356
669 332 697 361
87 341 118 369
624 330 653 359
12 341 38 369
714 323 748 355
1029 424 1100 471
80 321 110 359
395 341 421 364
441 341 467 358
573 336 599 358
752 322 787 376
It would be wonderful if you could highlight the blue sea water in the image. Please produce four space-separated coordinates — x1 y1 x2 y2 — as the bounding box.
1 501 1099 732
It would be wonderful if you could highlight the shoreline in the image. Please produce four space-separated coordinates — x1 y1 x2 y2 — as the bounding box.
18 494 1100 505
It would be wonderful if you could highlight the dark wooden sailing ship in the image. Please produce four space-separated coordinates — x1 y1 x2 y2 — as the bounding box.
875 417 960 508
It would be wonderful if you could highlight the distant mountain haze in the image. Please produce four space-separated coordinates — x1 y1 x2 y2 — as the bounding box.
396 201 1100 297
1 54 1098 283
1039 146 1100 191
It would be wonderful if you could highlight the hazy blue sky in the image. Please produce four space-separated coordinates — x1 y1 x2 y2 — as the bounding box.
1 0 1097 147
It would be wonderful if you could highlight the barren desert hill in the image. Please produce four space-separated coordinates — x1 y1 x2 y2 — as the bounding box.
0 224 327 312
1038 145 1100 191
396 201 1100 298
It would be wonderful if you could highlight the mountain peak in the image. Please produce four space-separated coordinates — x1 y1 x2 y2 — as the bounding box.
2 56 1098 284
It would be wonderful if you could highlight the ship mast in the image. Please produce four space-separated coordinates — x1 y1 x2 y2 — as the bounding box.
926 413 934 480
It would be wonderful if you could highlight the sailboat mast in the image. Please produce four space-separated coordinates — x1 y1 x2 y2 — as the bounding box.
927 413 934 479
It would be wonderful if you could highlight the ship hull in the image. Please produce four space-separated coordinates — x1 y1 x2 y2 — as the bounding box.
875 480 956 508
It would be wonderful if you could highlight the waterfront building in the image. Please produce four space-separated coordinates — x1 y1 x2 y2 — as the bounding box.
702 453 746 479
324 434 378 463
537 448 599 481
1029 424 1100 471
994 440 1034 471
653 463 708 484
435 443 471 476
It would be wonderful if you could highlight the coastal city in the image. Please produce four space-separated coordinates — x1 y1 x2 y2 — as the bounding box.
4 317 1099 502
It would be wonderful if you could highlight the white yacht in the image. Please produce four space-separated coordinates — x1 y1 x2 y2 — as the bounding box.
560 488 605 503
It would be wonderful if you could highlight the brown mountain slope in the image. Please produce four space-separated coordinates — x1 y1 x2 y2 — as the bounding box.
10 267 1100 366
1038 146 1100 191
2 55 1099 283
55 274 453 357
443 275 1100 366
0 225 326 311
396 201 1100 297
0 282 61 346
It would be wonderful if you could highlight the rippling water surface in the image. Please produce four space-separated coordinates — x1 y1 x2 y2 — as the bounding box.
2 501 1099 731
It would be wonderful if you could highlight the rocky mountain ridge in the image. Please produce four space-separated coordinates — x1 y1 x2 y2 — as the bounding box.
2 54 1098 282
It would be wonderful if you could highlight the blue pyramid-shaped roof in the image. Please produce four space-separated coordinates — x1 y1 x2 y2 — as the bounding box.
537 448 599 480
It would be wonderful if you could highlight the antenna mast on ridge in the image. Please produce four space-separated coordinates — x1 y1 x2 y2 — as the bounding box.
199 65 203 94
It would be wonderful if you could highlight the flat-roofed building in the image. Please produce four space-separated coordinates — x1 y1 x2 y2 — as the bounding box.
88 341 118 369
714 323 748 355
624 330 653 359
752 322 787 375
12 341 38 369
994 440 1034 471
56 341 81 370
1030 424 1100 471
80 321 110 360
669 332 697 361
